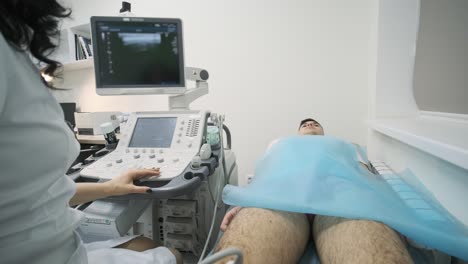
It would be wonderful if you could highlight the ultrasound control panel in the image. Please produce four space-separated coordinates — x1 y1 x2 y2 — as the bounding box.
80 110 207 181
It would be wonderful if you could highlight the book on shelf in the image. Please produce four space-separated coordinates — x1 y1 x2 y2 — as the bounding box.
74 34 93 61
78 35 93 58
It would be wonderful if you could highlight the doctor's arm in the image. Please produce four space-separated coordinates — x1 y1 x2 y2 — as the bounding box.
69 168 159 206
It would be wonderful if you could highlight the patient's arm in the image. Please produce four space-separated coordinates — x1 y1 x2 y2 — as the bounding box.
313 216 414 264
214 208 309 264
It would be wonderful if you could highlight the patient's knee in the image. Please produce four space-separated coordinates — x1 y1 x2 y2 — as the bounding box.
313 215 413 264
215 208 309 264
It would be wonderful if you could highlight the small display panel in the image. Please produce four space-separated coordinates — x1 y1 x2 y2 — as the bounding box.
129 117 177 148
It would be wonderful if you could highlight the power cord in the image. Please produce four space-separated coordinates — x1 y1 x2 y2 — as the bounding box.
198 114 228 262
199 247 243 264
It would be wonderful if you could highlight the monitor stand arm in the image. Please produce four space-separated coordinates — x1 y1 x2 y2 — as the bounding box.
169 67 209 110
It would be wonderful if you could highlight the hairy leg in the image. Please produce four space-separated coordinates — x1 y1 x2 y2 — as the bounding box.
214 208 309 264
313 215 413 264
115 236 183 264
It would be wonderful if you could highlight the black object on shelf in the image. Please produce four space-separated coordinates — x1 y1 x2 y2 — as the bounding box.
60 102 76 128
120 1 131 13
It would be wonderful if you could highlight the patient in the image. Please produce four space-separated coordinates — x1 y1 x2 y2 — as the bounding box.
214 118 414 264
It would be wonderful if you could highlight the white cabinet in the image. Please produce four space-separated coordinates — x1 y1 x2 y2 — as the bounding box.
368 0 468 227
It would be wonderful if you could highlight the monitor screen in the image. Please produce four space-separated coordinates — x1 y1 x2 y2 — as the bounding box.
129 117 177 148
91 17 185 95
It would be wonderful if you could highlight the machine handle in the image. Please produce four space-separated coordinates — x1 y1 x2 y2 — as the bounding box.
120 166 209 199
206 122 232 150
147 169 204 198
223 124 232 149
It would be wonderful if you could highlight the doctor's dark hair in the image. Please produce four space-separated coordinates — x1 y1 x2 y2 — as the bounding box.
0 0 71 77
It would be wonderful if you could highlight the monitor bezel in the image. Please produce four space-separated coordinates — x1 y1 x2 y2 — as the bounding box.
90 16 186 96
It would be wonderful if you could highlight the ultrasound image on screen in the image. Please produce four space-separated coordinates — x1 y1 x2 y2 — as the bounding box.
95 21 181 86
129 118 177 148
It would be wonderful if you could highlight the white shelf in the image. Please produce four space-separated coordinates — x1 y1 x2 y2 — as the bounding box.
369 113 468 170
54 23 92 73
62 58 93 72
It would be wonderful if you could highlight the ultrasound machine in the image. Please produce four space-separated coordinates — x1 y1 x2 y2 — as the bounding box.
75 16 238 262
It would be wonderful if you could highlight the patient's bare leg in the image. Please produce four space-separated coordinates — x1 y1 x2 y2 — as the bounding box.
313 215 413 264
214 208 309 264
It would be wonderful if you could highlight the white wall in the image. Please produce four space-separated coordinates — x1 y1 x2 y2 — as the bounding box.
57 0 375 184
369 0 420 119
413 0 468 115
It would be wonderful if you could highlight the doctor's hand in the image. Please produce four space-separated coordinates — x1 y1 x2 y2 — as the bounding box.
105 168 160 196
220 206 242 232
70 169 160 206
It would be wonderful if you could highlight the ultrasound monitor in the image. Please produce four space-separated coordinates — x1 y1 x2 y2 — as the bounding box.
90 16 185 95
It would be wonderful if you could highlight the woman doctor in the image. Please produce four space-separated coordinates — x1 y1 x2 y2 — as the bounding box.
0 1 180 263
